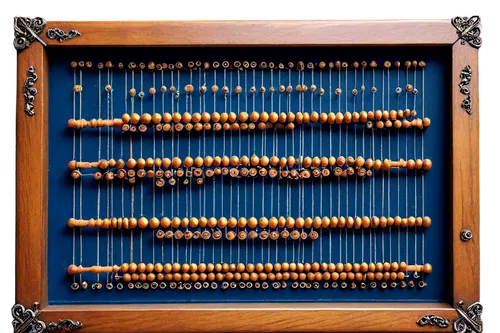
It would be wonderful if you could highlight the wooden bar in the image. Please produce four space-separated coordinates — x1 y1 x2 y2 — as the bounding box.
451 41 480 305
16 42 49 307
44 20 457 47
40 303 455 333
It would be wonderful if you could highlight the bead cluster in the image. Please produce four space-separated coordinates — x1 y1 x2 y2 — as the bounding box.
67 261 432 291
68 215 431 238
68 109 430 132
71 60 427 71
68 156 432 185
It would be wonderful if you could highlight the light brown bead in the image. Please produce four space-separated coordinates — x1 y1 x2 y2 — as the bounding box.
422 216 432 228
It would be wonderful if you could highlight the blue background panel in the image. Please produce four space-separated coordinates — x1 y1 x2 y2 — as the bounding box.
48 47 451 304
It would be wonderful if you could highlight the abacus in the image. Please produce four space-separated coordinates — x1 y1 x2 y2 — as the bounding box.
13 18 481 333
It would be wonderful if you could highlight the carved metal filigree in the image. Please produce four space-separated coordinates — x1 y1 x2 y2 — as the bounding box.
461 229 473 241
417 315 450 328
11 303 46 333
459 65 472 115
46 28 81 43
454 301 483 333
13 16 46 51
452 16 482 48
23 66 38 116
12 302 83 333
47 319 84 332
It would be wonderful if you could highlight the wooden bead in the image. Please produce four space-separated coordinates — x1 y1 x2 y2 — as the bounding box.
422 216 432 228
399 262 407 272
137 263 146 273
160 217 172 229
423 159 432 170
137 217 149 228
423 117 431 127
150 217 160 229
423 264 432 274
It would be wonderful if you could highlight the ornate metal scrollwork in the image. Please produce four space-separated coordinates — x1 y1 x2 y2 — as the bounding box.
12 303 46 333
452 16 482 48
459 65 472 115
46 319 84 332
13 16 47 51
46 28 81 43
23 66 38 116
12 302 83 333
417 315 450 328
461 229 473 241
454 301 483 333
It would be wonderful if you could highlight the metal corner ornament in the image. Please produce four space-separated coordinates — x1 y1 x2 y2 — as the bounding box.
11 14 81 51
454 301 483 333
12 302 83 333
13 16 47 51
452 16 482 48
24 66 38 116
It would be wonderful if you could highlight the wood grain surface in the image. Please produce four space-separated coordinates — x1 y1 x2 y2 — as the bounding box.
16 42 48 308
44 20 457 47
452 42 480 305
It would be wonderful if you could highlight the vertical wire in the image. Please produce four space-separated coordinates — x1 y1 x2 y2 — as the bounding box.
161 68 165 263
152 70 156 265
405 64 409 268
421 65 426 280
353 65 357 264
388 65 391 263
345 64 350 264
361 65 365 263
397 65 401 263
130 69 135 263
381 65 385 263
329 65 332 264
97 68 101 283
109 66 114 282
79 68 83 285
121 69 126 266
413 64 418 268
72 67 76 284
171 69 175 263
338 64 342 263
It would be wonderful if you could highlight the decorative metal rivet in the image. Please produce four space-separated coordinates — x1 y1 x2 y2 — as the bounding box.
452 16 482 48
416 315 450 329
46 28 81 42
454 301 483 333
13 16 47 51
461 229 473 242
23 66 38 116
459 65 473 115
47 319 84 332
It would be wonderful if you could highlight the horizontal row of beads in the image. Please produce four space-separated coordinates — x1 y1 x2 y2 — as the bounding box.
68 215 431 229
77 83 420 96
72 279 425 291
71 60 426 70
75 165 376 184
68 261 432 276
69 156 432 171
68 110 430 129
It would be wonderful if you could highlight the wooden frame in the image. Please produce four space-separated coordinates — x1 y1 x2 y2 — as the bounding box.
14 19 480 333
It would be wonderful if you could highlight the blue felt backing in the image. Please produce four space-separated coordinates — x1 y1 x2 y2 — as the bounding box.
48 47 451 304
